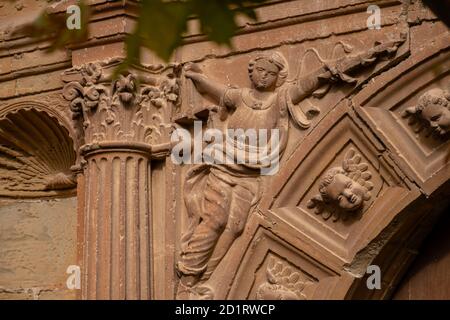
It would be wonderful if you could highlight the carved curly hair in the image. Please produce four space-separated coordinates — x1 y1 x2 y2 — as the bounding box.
405 88 450 115
248 51 289 88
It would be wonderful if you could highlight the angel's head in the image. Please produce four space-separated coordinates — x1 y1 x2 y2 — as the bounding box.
248 52 288 91
318 167 367 211
404 88 450 136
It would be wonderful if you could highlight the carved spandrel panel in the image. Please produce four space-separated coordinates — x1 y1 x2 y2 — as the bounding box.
2 0 450 302
257 102 412 262
228 228 338 300
254 255 314 300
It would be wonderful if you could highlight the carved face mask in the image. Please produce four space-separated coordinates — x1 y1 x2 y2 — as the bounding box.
251 59 280 90
421 103 450 135
324 173 366 211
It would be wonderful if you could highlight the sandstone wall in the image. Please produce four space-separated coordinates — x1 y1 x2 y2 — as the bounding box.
0 197 77 300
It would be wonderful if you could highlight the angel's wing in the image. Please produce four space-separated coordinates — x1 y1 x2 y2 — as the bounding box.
342 148 374 194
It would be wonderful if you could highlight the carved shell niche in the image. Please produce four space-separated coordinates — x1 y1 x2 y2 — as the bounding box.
0 108 77 197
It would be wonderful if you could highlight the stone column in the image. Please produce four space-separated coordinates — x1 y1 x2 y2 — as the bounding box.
82 144 151 299
63 61 180 299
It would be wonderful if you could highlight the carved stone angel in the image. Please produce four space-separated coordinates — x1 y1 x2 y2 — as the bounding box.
307 148 374 221
177 40 402 299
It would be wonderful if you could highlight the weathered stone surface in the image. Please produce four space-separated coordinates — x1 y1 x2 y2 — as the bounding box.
0 197 77 300
0 0 449 300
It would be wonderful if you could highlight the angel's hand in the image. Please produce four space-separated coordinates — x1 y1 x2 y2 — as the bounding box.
184 62 203 74
184 63 206 83
321 60 358 84
317 68 335 83
321 61 340 81
185 71 204 82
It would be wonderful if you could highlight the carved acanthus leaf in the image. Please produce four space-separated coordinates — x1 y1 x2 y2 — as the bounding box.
62 61 181 146
256 257 312 300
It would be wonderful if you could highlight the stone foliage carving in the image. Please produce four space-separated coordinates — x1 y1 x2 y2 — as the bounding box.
256 257 311 300
176 39 403 299
402 88 450 138
62 61 181 149
307 148 373 221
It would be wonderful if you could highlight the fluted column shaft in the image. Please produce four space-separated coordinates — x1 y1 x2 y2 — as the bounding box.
81 143 151 300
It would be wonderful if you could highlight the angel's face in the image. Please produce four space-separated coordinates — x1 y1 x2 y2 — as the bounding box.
325 174 365 211
421 103 450 135
251 59 279 91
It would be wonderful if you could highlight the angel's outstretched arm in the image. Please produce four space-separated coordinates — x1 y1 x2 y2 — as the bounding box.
289 37 405 105
288 65 333 105
185 70 234 107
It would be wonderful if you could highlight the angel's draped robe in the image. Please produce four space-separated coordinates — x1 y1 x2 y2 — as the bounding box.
177 83 311 281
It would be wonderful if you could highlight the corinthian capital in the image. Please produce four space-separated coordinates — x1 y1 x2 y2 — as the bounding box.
62 60 181 151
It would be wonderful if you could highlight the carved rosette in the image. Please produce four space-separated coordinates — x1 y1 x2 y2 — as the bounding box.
62 60 180 299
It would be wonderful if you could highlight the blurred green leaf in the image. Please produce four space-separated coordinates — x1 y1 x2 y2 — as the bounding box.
127 0 267 62
137 0 191 61
17 0 268 69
